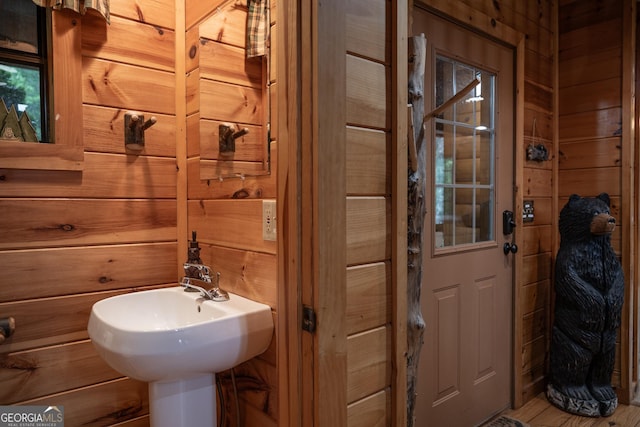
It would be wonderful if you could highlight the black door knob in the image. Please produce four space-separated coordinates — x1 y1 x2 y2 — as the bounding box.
503 242 518 255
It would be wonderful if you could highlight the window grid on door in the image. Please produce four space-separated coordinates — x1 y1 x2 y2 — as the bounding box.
433 55 496 249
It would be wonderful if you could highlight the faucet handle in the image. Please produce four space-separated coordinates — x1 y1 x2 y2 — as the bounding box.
200 264 212 277
211 272 229 301
183 263 212 282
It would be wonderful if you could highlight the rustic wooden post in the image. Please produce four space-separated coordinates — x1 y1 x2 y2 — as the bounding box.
407 33 426 427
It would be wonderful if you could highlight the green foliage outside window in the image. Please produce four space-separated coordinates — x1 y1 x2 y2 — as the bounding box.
0 63 42 141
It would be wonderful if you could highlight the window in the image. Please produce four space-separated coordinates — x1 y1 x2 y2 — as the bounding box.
0 7 83 171
0 0 50 142
433 55 496 249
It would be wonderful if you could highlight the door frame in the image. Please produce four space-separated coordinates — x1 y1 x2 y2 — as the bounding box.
277 0 350 425
414 0 527 408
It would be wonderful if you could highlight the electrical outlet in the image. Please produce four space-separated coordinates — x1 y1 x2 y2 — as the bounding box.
262 199 277 241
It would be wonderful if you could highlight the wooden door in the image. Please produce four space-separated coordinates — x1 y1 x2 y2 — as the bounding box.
414 9 515 427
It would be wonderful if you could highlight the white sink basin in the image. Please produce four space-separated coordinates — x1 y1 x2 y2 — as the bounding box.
87 286 273 427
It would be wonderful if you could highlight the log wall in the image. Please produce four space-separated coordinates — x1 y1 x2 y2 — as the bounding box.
558 0 626 391
0 1 177 425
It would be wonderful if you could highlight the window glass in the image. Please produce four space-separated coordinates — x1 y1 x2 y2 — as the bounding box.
0 0 48 142
433 55 495 249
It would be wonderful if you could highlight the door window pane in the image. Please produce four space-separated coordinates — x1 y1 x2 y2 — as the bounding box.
433 56 495 248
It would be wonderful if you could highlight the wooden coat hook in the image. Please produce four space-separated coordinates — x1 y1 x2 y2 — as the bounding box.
125 112 157 151
219 123 249 156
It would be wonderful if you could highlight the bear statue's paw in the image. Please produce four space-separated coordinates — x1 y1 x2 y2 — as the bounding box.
598 396 618 417
546 383 601 417
589 384 616 403
589 384 618 416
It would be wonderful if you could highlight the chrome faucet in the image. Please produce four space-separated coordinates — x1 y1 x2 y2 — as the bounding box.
180 263 230 301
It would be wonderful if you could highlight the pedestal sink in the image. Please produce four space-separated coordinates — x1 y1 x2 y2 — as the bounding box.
87 286 273 427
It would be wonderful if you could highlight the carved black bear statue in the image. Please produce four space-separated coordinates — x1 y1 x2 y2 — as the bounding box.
547 193 624 417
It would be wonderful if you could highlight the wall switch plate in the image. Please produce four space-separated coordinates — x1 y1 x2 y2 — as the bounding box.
523 200 534 223
262 199 277 241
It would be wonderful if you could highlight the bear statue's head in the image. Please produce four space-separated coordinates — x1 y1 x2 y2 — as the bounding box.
559 193 616 241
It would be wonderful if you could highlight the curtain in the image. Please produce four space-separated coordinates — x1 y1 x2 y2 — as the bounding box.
32 0 110 23
246 0 268 58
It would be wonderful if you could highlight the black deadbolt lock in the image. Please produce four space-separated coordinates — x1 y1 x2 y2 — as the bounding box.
503 210 516 235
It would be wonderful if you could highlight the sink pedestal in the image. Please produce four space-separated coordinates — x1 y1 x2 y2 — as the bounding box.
149 374 216 427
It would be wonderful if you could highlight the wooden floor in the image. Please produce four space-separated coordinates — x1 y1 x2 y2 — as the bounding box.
498 393 640 426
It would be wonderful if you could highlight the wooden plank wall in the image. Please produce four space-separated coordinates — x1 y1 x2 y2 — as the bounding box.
421 0 555 406
345 0 394 425
185 0 278 426
558 0 624 388
0 1 178 425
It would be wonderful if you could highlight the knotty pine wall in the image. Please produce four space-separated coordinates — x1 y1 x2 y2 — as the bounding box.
0 0 277 426
418 0 556 406
558 0 626 390
185 1 278 426
0 0 177 425
558 0 623 251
